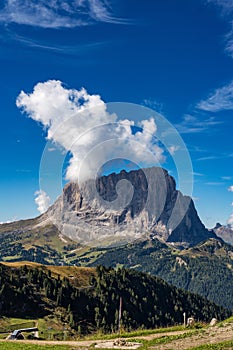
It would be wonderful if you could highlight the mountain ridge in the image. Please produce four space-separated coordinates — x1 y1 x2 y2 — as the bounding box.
45 166 217 247
213 223 233 246
0 166 217 248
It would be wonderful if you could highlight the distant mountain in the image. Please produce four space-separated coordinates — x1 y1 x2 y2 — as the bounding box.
0 167 217 249
213 223 233 246
0 263 229 333
46 167 217 247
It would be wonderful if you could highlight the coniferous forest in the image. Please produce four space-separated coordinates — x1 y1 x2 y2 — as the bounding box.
0 263 230 334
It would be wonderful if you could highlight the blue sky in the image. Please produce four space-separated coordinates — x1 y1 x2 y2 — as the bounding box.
0 0 233 228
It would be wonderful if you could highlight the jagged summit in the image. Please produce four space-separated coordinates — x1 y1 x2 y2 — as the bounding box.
45 166 216 247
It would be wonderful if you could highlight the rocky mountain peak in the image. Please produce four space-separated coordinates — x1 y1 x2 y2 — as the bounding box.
214 223 222 230
213 223 233 246
46 166 216 247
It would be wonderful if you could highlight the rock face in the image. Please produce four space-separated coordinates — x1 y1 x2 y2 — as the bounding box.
46 167 216 247
214 223 233 246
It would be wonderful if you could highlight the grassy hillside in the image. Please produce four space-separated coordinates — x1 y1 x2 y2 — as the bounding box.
0 222 82 265
0 263 229 336
2 261 96 288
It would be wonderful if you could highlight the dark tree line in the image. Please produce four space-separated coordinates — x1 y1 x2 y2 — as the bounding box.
0 263 230 334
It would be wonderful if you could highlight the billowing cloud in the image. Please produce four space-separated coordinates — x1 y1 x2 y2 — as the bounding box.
34 189 50 214
197 81 233 112
16 80 165 183
0 0 124 29
228 185 233 192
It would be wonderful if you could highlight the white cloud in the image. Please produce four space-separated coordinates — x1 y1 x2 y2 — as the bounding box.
17 80 165 183
0 217 17 224
9 33 105 54
197 156 218 161
206 1 233 56
0 0 124 29
16 169 31 173
227 184 233 227
175 114 221 133
227 202 233 227
226 29 233 56
142 99 164 113
228 214 233 226
222 176 232 180
197 80 233 112
205 182 225 185
207 0 233 13
35 190 50 214
192 172 204 176
168 145 179 155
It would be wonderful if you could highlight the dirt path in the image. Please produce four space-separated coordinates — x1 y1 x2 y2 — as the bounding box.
0 330 191 348
2 325 233 349
1 338 98 347
150 323 233 349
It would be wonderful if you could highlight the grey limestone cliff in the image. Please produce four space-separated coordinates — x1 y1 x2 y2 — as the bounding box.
46 167 216 247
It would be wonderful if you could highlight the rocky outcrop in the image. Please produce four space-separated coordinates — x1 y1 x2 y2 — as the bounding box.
46 167 216 247
214 223 233 246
